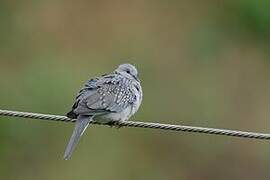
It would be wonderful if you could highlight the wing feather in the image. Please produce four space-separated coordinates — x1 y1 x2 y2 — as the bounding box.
69 73 136 117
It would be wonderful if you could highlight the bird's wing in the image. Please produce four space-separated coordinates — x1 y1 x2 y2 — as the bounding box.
69 74 136 116
86 74 137 113
67 77 101 118
73 74 134 114
64 115 93 160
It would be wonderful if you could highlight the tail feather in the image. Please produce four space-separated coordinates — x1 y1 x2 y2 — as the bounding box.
64 115 92 160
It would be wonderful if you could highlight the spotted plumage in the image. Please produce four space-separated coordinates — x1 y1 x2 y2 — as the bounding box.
64 63 142 160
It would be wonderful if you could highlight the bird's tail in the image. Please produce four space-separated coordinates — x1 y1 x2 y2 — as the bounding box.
64 115 93 160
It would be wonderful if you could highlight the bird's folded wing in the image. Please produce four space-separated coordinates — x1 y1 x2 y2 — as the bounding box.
85 83 134 113
73 75 136 115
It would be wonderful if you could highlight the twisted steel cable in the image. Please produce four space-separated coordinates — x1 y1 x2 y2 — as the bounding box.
0 109 270 140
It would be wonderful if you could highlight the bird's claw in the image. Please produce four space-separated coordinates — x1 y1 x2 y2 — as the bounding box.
107 121 124 129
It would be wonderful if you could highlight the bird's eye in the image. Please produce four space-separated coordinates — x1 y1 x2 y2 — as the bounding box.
126 70 130 74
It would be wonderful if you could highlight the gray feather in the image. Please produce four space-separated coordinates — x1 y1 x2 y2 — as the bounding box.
64 63 143 159
64 115 93 160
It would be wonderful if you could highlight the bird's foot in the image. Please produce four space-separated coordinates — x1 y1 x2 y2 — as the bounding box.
107 120 124 129
107 121 115 128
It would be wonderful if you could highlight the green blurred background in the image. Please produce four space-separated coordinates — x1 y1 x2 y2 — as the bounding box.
0 0 270 179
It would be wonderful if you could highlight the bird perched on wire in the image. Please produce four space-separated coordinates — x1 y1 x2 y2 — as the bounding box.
64 63 143 160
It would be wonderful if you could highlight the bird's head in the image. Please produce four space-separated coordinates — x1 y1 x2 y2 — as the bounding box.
115 63 139 81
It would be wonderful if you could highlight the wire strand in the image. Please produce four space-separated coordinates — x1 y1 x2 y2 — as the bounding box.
0 109 270 140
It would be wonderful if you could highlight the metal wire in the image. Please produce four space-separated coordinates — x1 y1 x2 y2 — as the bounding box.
0 109 270 140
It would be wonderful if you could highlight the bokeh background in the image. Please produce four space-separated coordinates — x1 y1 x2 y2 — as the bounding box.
0 0 270 179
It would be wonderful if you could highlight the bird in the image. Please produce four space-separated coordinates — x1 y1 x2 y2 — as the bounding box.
64 63 143 160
